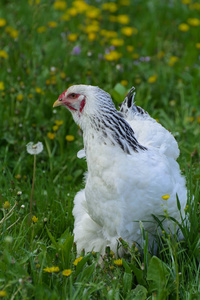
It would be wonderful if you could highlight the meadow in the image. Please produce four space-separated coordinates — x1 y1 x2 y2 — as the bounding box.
0 0 200 299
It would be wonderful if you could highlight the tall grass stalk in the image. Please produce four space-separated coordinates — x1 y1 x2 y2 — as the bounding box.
29 154 36 226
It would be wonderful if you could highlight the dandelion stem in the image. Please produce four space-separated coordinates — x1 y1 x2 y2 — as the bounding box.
0 202 17 224
1 217 21 235
29 154 36 225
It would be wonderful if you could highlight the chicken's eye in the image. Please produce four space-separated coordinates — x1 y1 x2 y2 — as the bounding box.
70 93 77 98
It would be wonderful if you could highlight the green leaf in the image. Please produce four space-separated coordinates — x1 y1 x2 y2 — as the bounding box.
57 228 70 245
76 261 96 282
130 264 146 286
75 254 92 277
147 256 171 298
45 226 58 250
61 232 74 267
114 83 127 96
176 194 181 211
122 258 132 274
123 272 133 295
111 83 127 104
129 285 148 300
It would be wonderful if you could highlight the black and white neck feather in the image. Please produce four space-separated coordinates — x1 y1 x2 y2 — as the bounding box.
80 86 147 155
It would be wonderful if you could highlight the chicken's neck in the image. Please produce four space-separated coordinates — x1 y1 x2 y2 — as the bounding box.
83 109 147 158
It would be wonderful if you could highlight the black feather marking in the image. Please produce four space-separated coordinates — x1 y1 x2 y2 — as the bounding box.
127 87 135 108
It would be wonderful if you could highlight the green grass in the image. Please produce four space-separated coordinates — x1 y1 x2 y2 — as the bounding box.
0 0 200 299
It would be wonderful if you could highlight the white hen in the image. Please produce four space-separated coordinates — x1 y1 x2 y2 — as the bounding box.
53 85 187 256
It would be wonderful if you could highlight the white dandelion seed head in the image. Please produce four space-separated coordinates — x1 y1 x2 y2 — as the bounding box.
26 141 43 155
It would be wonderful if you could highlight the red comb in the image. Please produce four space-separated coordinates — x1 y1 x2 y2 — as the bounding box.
58 89 68 100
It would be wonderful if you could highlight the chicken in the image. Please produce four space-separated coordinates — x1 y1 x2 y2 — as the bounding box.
53 84 187 255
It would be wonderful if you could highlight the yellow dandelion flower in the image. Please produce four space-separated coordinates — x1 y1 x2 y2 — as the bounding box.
46 79 51 85
187 18 200 26
66 135 75 142
73 256 83 266
35 87 43 94
147 75 157 83
16 94 24 101
102 3 118 13
43 266 60 273
110 38 124 47
20 81 25 88
117 15 130 25
37 26 47 33
86 8 101 19
126 45 134 52
9 29 19 39
60 13 70 21
55 120 64 126
168 56 179 66
0 82 5 90
187 116 195 122
88 32 96 41
132 53 139 59
0 18 6 27
196 43 200 49
62 269 72 276
162 195 170 200
29 0 40 5
32 215 38 223
157 51 165 59
53 0 67 11
85 24 99 33
182 0 191 4
15 174 21 180
53 125 59 131
189 3 200 10
50 77 57 85
109 15 117 22
135 78 141 84
47 132 56 140
5 26 12 33
3 201 10 209
121 27 138 36
120 80 128 86
114 259 123 266
0 50 8 59
60 72 66 79
67 33 78 42
67 7 78 16
0 291 7 297
48 21 57 28
104 50 122 61
119 0 130 5
100 30 117 38
178 23 190 32
73 0 89 13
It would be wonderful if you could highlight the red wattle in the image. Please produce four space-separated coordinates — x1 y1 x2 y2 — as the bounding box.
80 99 86 112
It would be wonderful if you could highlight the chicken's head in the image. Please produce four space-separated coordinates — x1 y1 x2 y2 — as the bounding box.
53 84 115 128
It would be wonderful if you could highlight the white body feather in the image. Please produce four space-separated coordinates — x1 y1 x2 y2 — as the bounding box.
73 136 186 255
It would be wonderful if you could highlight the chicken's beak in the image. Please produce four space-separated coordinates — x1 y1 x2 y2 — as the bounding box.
53 99 62 107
